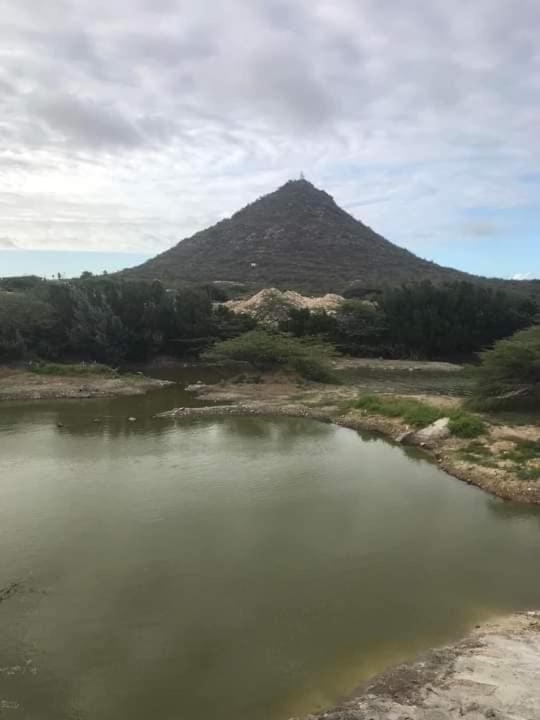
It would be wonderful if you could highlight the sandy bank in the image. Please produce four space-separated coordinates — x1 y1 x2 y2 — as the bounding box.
0 367 172 401
292 611 540 720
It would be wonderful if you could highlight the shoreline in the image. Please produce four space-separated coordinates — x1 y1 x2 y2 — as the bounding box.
291 611 540 720
158 378 540 505
0 367 172 401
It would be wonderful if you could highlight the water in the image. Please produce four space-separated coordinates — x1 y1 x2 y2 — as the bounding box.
1 383 540 720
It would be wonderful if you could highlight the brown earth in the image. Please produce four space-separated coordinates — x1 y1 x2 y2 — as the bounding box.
0 367 171 401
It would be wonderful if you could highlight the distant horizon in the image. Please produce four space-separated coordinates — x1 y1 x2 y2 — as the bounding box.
0 250 150 279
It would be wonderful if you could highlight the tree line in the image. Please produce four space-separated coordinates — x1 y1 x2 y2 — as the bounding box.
280 281 537 359
0 276 537 365
0 276 254 365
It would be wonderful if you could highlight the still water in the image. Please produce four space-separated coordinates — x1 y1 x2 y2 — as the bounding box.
1 384 540 719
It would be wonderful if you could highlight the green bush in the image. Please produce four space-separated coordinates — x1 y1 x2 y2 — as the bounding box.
447 411 486 438
469 325 540 410
203 330 337 382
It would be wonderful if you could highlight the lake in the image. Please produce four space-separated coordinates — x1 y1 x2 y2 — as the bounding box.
1 384 540 719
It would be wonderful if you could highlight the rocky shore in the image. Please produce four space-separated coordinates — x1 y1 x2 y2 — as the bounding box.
292 611 540 720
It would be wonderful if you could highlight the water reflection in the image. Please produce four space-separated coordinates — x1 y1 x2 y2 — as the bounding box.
1 398 540 720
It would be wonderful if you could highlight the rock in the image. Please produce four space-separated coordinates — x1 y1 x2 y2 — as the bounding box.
397 431 415 444
401 418 451 447
186 383 208 393
128 417 137 422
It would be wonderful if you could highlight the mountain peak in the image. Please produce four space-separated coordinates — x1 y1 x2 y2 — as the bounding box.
125 180 474 293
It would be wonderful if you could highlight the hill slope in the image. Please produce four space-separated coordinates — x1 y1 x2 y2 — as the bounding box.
125 179 536 295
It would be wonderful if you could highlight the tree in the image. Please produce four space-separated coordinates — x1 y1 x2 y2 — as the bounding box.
203 330 337 382
470 325 540 410
333 300 386 354
382 281 537 358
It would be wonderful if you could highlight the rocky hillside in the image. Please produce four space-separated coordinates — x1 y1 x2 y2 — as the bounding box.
125 179 539 296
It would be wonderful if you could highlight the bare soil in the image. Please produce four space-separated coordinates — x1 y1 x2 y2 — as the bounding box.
292 611 540 720
0 367 171 401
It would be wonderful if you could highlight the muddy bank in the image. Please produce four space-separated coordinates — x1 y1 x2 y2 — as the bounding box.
292 611 540 720
0 367 172 401
162 377 540 504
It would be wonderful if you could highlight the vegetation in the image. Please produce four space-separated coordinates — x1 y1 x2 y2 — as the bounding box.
29 361 114 376
350 393 486 438
469 326 540 410
0 276 255 365
447 411 487 439
203 329 337 382
0 270 537 402
351 394 444 428
282 282 537 360
458 439 540 481
381 282 537 358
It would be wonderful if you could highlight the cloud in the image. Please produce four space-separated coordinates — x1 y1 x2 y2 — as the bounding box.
0 238 18 249
0 0 538 272
511 273 532 281
463 221 500 238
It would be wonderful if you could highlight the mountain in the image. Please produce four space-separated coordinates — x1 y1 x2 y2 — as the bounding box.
125 179 538 296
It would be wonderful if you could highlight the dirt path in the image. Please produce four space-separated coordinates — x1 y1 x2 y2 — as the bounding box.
292 611 540 720
0 367 171 401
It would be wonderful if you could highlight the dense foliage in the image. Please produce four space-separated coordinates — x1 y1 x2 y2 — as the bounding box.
0 277 255 365
1 274 537 376
202 329 336 382
381 282 537 358
281 281 537 359
469 325 540 410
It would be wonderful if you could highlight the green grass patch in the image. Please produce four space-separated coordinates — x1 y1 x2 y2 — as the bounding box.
457 441 497 467
447 411 487 439
30 361 115 377
350 393 487 437
350 394 444 428
500 439 540 464
516 466 540 482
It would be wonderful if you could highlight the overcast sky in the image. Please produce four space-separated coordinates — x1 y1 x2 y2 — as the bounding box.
0 0 539 279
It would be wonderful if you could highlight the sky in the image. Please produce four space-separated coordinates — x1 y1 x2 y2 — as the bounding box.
0 0 539 279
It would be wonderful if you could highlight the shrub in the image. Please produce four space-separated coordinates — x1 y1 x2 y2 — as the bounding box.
202 330 337 382
469 325 540 410
447 411 486 438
